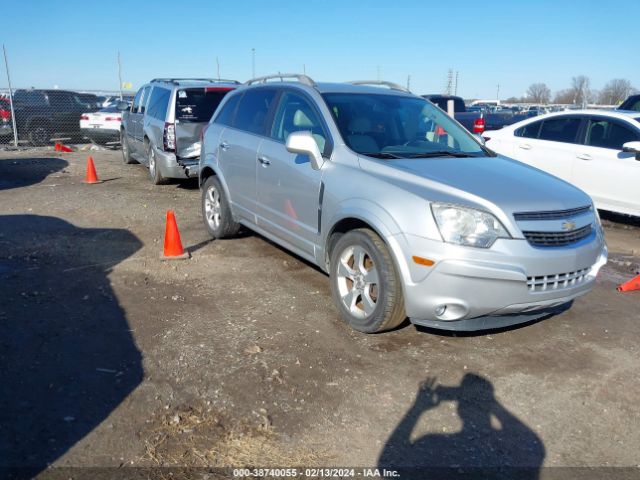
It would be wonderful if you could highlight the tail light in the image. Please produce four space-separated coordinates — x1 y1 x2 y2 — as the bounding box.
163 122 176 152
80 114 90 120
473 117 486 133
0 109 9 122
104 116 121 122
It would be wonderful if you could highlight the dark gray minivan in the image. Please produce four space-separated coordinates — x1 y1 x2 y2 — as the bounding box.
119 78 238 184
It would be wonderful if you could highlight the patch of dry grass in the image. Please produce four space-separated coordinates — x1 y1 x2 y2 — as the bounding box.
142 404 321 468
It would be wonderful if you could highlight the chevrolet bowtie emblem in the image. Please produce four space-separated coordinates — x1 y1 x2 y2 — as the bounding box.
562 220 576 231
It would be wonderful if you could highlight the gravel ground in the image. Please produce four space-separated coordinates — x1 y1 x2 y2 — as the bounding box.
0 149 639 479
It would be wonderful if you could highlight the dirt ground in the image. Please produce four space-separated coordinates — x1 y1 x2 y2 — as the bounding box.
1 149 639 478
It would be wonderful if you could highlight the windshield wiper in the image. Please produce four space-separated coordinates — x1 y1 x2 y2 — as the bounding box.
361 152 405 159
408 151 477 158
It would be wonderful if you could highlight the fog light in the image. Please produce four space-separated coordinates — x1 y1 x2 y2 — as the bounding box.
435 305 447 317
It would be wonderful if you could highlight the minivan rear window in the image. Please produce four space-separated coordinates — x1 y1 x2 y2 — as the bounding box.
175 88 233 123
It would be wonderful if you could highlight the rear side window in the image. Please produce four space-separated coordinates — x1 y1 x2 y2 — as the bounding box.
146 87 171 120
538 117 581 143
213 93 241 126
14 91 47 106
515 120 542 139
585 118 640 150
175 88 233 123
233 89 277 135
132 88 144 112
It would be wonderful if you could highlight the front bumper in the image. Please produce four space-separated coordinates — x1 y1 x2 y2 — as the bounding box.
389 229 607 331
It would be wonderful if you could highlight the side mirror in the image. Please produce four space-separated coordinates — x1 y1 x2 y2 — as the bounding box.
622 141 640 160
286 131 324 170
115 100 130 111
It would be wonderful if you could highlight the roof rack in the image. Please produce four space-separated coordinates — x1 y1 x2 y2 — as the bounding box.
348 80 410 93
150 78 241 85
245 73 316 87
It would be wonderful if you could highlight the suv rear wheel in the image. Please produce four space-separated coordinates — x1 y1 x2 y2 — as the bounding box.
201 176 240 239
147 143 167 185
28 123 51 146
330 229 406 333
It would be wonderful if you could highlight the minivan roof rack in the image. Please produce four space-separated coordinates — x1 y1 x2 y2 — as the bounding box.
150 78 241 85
348 80 410 93
245 73 316 87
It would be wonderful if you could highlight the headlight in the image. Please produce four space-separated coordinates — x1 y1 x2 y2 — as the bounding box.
431 203 511 248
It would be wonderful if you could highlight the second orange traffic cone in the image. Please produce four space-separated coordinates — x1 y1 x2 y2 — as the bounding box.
163 210 189 259
617 273 640 293
84 156 101 184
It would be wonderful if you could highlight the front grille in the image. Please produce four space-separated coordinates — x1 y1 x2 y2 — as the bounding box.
514 206 592 221
527 267 591 292
522 224 592 247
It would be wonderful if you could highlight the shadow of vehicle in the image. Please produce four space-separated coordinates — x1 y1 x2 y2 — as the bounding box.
0 157 68 190
599 210 640 228
0 215 143 478
378 374 545 480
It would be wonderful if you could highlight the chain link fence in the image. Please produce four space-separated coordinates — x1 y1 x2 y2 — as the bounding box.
0 87 134 149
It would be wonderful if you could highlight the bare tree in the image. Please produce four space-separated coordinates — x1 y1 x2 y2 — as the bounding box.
526 83 551 104
599 79 635 105
571 75 591 107
553 89 574 104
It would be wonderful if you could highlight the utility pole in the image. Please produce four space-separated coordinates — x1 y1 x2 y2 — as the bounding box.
496 84 500 102
117 51 123 100
406 75 411 91
445 69 453 95
3 44 18 147
216 57 220 79
251 48 255 78
303 64 306 75
454 71 459 96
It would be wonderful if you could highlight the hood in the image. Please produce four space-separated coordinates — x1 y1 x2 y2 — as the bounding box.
359 154 592 216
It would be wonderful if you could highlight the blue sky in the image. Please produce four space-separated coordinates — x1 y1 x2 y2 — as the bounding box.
2 0 638 98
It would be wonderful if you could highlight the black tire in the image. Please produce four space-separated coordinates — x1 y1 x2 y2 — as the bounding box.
121 130 136 163
28 123 51 146
147 142 167 185
201 176 240 239
329 228 406 333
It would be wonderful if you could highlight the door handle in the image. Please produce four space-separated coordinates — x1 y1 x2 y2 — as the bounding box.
576 153 592 161
518 144 532 150
219 142 230 151
258 156 271 166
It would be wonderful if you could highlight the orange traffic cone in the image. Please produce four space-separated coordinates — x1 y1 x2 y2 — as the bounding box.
55 142 73 153
84 156 102 184
617 273 640 293
162 210 189 259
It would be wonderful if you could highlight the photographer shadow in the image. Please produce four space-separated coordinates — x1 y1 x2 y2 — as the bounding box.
0 215 143 477
378 374 545 480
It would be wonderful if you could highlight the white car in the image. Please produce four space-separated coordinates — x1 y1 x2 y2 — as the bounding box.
80 106 124 147
484 110 640 217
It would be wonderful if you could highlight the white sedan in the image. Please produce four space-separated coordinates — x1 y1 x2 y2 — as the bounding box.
80 106 124 148
484 110 640 217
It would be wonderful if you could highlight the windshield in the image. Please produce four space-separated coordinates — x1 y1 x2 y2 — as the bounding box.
322 93 486 158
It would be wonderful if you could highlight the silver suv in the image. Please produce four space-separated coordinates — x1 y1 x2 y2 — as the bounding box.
199 74 607 333
119 78 238 184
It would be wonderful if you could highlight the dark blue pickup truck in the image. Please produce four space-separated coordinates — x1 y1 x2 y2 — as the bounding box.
422 94 531 133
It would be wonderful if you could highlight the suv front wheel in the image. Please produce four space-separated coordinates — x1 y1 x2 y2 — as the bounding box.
330 228 406 333
201 176 240 239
